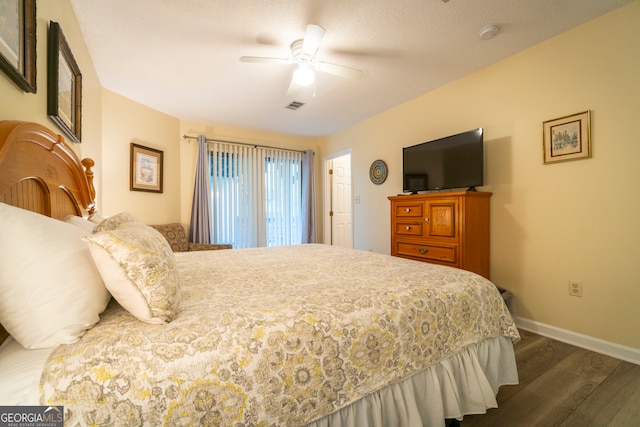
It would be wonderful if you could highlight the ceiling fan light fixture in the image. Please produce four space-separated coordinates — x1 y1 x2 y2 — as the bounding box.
293 66 315 86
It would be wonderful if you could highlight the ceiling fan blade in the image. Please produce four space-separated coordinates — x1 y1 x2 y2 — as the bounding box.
315 61 363 79
239 56 292 64
301 24 326 56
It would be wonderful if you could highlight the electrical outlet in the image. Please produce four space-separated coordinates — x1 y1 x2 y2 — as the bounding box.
569 281 583 297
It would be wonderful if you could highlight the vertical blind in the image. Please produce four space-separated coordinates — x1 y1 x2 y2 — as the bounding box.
208 142 303 248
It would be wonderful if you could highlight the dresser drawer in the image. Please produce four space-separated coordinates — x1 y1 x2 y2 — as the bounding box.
394 202 423 218
395 221 423 236
395 241 457 263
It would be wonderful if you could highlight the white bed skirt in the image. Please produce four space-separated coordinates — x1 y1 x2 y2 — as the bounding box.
307 336 518 427
0 336 517 426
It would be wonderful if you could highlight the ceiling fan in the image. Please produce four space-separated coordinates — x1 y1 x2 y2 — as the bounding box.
240 24 364 95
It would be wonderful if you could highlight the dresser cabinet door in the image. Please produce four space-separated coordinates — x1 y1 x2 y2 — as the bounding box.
425 199 457 239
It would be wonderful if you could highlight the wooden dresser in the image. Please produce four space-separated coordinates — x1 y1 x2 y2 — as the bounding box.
388 191 491 278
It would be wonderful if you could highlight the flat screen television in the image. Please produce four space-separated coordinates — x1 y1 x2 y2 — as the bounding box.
402 128 483 193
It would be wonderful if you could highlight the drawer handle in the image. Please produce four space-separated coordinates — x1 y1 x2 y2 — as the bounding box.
425 217 430 223
405 208 411 213
405 226 412 231
418 248 429 254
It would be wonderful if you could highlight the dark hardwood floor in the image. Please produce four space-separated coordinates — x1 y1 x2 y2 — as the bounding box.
459 329 640 427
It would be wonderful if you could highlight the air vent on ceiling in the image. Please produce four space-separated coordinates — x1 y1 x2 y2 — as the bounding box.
285 101 305 110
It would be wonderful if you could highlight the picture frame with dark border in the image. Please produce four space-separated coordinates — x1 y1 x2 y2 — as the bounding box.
0 0 37 93
130 143 164 193
47 21 82 144
543 110 591 164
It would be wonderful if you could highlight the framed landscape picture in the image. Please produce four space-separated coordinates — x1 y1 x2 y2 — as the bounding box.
47 21 82 143
543 110 591 164
130 143 164 193
0 0 37 93
0 0 36 92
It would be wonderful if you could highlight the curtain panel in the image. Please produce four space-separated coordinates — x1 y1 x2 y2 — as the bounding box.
301 150 316 243
189 135 213 244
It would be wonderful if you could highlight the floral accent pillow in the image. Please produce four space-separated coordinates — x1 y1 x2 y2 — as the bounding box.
94 211 144 233
83 223 180 324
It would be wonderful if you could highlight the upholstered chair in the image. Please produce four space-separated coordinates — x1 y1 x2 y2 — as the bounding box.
149 223 231 252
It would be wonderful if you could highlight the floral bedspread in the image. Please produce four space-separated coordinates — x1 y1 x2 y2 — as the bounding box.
40 244 519 426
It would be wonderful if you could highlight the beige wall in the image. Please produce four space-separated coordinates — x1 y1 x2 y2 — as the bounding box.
179 120 325 238
100 90 181 223
0 1 182 223
324 2 640 349
0 0 102 196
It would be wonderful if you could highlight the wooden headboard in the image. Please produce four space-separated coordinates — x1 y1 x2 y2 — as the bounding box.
0 120 97 343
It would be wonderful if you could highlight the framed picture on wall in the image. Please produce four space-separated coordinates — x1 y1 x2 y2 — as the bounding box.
47 21 82 144
0 0 37 92
543 110 591 164
130 143 164 193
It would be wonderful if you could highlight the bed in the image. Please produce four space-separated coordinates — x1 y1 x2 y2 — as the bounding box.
0 120 520 426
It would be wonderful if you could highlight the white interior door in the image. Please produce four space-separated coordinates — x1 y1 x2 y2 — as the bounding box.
330 154 352 248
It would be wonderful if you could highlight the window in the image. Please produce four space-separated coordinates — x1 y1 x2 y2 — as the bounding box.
209 143 303 248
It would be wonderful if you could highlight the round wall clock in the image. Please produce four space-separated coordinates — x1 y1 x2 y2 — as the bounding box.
369 159 388 185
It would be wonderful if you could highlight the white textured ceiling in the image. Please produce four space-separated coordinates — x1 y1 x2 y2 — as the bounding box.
70 0 631 136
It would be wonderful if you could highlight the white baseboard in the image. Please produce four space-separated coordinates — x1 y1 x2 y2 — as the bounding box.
515 316 640 365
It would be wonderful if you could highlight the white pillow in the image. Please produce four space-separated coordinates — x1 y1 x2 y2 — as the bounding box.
88 211 106 225
83 223 181 324
64 215 96 234
0 203 111 349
